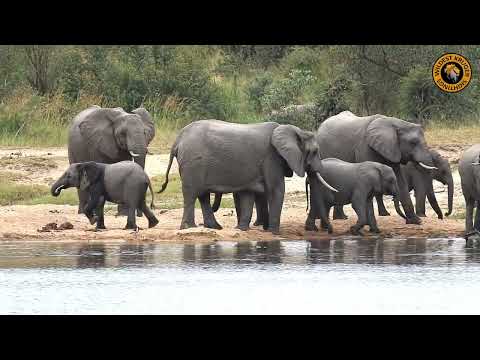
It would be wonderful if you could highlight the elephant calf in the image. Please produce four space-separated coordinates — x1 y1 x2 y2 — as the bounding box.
51 161 158 231
306 159 405 235
375 149 453 219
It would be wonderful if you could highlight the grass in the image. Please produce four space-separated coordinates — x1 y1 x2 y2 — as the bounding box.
425 123 480 146
0 171 236 211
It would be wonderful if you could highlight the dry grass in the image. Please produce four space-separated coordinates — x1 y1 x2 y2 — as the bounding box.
425 125 480 146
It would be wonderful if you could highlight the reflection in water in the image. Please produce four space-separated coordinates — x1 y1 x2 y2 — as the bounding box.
2 237 480 314
0 237 479 269
77 244 107 268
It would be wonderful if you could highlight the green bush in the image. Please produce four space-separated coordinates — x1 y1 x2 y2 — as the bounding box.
398 65 480 126
261 69 317 113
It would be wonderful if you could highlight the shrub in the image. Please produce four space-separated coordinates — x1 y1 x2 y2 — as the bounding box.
398 65 480 127
261 69 317 113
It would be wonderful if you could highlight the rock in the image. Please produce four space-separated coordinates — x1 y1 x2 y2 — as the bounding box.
58 222 73 230
38 222 58 232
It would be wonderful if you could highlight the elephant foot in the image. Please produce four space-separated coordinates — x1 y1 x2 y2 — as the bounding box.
327 225 333 234
350 226 364 236
268 227 280 235
236 224 250 231
305 221 319 232
437 214 444 220
203 221 223 230
124 223 138 230
333 213 348 220
378 210 390 216
369 227 381 234
180 222 197 230
148 218 159 228
87 215 98 225
406 216 422 225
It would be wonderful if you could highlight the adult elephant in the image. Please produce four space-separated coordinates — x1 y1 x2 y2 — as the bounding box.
158 120 338 235
68 105 155 214
317 111 436 225
375 149 453 219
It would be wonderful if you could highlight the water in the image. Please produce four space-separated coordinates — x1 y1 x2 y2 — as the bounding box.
1 237 480 314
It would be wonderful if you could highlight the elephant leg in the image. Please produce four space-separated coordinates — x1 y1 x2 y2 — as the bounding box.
77 189 89 214
465 198 475 234
233 192 241 225
266 181 285 235
141 201 159 228
376 194 390 216
367 198 380 233
305 210 319 232
333 205 348 220
350 195 368 236
94 196 106 230
180 186 197 230
253 193 269 228
320 207 332 232
474 202 480 232
427 191 443 220
394 166 421 225
198 192 222 230
124 207 138 230
236 191 255 231
414 187 427 217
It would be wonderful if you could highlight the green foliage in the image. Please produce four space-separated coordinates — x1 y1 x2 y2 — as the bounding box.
398 65 480 126
1 45 480 148
260 69 316 113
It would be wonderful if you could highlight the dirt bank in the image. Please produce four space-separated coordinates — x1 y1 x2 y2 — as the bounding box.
0 145 469 242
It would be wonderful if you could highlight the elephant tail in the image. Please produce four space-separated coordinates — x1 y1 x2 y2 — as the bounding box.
158 143 177 194
148 180 155 209
212 193 222 212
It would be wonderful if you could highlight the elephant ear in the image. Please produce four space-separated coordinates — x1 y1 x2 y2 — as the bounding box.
79 162 102 191
366 118 401 163
271 125 316 177
132 107 155 145
78 108 124 160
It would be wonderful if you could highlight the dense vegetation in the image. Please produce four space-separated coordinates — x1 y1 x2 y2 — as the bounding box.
1 45 479 147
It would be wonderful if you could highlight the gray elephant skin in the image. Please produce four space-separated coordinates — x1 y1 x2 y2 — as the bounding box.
159 119 337 235
459 144 480 235
51 161 158 231
317 111 436 225
375 149 453 219
305 159 404 235
68 106 155 214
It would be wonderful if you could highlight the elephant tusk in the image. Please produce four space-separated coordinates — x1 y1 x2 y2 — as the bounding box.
129 150 140 157
55 185 64 193
472 162 480 166
316 172 339 193
418 161 437 170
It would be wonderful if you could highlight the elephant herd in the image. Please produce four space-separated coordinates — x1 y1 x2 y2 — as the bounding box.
48 105 480 238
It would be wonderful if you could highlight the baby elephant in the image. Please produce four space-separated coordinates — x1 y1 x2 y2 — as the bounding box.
305 159 405 235
51 161 159 231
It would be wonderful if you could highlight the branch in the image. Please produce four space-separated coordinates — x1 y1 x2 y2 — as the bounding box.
358 46 407 77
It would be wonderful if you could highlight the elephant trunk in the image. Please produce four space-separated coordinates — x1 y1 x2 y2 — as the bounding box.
51 176 67 197
446 175 454 216
393 196 406 219
127 132 147 169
